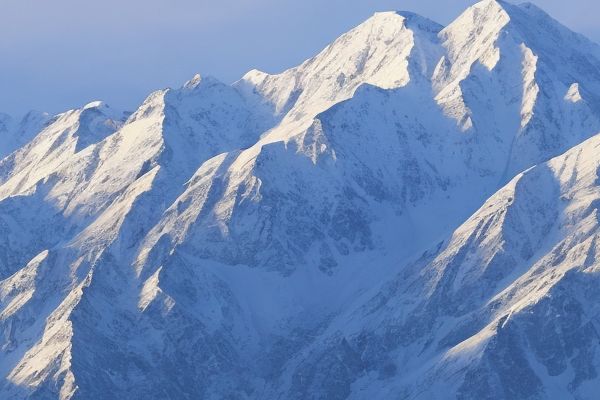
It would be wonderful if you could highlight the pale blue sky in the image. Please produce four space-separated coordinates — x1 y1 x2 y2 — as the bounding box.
0 0 597 115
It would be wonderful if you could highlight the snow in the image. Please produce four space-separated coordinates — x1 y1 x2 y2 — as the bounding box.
565 82 584 103
2 0 600 399
82 100 105 110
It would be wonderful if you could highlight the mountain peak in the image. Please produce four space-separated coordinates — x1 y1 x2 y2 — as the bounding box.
368 10 442 33
471 0 510 9
466 0 510 12
464 0 587 39
83 100 108 111
183 73 202 90
394 10 443 33
5 2 600 400
448 0 511 31
236 8 444 122
181 73 225 92
450 0 552 32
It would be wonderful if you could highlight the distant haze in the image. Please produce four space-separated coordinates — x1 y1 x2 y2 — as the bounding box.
0 0 597 115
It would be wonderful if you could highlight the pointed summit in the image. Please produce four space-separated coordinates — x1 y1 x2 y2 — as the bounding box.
372 10 442 33
236 9 443 123
439 0 600 93
468 0 511 13
5 2 600 399
451 0 600 53
183 73 202 90
440 0 510 58
83 100 107 110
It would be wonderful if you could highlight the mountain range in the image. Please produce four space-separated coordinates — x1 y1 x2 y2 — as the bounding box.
2 1 600 398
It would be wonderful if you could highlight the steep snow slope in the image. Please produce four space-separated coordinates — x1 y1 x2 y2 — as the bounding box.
434 0 600 176
274 131 600 399
151 0 600 278
2 1 600 399
0 74 270 399
236 11 443 124
0 102 123 195
0 102 124 281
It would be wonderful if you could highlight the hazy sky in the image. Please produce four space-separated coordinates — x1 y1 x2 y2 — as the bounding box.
0 0 597 116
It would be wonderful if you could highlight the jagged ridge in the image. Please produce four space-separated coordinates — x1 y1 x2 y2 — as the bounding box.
2 1 600 399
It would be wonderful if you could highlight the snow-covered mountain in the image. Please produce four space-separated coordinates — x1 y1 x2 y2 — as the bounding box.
0 111 50 160
2 1 600 398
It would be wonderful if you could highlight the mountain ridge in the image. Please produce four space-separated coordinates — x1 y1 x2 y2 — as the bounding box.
2 1 600 399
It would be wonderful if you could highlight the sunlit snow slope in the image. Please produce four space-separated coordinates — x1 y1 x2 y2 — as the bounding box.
2 1 600 399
